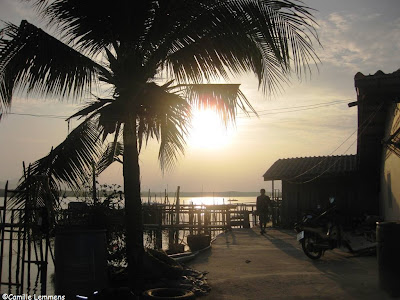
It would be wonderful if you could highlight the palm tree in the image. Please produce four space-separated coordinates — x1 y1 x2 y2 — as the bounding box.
0 0 319 281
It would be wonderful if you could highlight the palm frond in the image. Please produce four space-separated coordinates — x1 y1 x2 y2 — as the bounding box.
135 82 191 171
30 0 155 56
11 117 103 210
96 101 124 141
96 140 124 175
158 111 189 172
0 20 110 112
10 168 62 222
174 83 256 126
67 98 114 121
147 0 318 94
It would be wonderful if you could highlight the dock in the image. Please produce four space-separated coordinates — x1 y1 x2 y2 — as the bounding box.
188 227 390 300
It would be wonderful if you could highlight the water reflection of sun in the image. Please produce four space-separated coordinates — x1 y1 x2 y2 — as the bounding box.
185 197 227 206
188 108 235 149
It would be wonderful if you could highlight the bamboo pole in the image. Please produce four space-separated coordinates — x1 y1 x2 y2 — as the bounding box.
197 210 201 235
26 165 32 292
20 162 27 293
168 199 174 247
16 213 22 293
155 205 162 250
41 236 49 295
0 181 8 288
204 209 211 235
92 161 98 206
8 210 15 293
189 204 194 235
174 186 181 245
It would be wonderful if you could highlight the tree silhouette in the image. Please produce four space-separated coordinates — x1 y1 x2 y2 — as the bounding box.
0 0 319 284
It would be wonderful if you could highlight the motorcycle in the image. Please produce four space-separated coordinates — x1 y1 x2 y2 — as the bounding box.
294 197 378 260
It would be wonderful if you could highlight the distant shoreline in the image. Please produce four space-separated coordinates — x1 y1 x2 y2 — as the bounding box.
0 189 266 198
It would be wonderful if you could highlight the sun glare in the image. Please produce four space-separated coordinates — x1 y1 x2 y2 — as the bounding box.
188 109 235 149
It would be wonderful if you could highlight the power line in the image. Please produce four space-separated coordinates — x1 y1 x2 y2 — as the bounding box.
236 100 349 118
285 102 384 184
7 112 69 119
4 99 350 120
239 99 349 114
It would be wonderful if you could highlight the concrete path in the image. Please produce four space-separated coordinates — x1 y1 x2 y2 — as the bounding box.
188 227 393 300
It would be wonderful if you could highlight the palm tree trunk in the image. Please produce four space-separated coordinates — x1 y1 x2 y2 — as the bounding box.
123 118 144 285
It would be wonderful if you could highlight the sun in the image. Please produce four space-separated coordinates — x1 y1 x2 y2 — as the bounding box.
188 108 235 149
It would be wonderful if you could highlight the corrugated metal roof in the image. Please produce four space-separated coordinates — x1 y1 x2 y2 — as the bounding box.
263 155 358 181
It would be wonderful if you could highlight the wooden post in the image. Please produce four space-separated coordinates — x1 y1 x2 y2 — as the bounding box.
168 198 174 247
40 236 49 295
272 180 275 201
8 207 14 293
174 186 181 245
189 203 194 235
243 211 250 228
92 161 98 205
204 209 211 235
0 181 8 288
20 163 27 293
226 207 231 231
197 210 202 235
16 211 22 293
271 180 275 226
155 206 162 250
222 206 226 228
27 165 32 292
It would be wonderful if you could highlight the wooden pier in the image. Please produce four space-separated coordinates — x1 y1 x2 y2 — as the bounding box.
143 203 257 231
0 179 272 294
141 201 258 252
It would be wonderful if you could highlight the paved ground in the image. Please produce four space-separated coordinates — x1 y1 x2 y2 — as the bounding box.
188 227 395 300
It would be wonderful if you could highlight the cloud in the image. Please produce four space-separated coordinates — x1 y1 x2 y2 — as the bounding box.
328 13 351 32
317 12 400 73
0 0 37 24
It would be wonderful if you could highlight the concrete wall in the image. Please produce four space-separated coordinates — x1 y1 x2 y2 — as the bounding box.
380 103 400 221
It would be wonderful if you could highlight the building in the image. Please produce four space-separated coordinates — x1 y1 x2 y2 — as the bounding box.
263 155 358 227
263 69 400 226
354 70 400 221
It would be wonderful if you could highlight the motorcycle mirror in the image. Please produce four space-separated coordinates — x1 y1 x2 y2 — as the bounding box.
329 197 335 204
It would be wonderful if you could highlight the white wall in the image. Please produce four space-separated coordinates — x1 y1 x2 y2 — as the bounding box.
381 103 400 221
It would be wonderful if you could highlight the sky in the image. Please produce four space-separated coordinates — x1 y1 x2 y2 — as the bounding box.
0 0 400 193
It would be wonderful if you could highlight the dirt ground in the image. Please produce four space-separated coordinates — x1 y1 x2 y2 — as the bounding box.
187 227 396 300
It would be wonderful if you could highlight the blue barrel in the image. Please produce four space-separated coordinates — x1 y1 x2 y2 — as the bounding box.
55 229 107 298
376 222 400 297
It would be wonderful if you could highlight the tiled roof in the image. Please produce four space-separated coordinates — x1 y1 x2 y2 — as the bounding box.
263 155 358 181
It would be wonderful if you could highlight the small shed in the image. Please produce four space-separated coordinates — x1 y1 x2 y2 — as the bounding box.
263 155 358 227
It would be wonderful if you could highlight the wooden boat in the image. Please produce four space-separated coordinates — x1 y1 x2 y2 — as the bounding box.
187 234 211 252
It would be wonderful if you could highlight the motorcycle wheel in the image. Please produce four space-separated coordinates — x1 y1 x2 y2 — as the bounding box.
301 233 323 260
